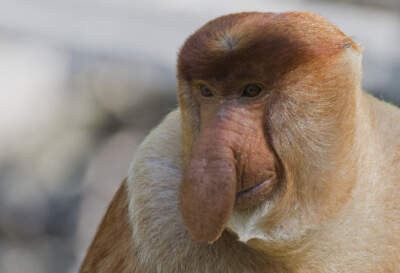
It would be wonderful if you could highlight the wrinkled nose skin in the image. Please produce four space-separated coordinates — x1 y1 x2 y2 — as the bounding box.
179 106 276 243
180 122 238 243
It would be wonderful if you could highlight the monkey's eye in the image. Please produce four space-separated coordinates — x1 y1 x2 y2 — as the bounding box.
242 84 262 97
199 84 213 97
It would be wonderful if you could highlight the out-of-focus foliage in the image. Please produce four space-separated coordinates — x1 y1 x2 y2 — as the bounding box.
0 1 398 272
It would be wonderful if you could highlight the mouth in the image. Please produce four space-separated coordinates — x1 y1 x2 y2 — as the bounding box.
235 176 277 209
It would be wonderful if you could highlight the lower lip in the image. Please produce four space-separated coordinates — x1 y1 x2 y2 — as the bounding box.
235 177 277 209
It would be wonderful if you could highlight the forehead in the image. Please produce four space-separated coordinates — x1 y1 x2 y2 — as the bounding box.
178 12 356 85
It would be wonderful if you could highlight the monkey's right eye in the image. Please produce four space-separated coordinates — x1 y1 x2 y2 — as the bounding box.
199 84 213 97
242 84 263 98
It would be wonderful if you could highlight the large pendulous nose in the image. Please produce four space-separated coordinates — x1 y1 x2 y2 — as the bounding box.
179 104 276 242
179 123 238 243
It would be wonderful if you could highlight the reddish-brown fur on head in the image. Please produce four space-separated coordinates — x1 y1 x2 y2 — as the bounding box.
177 12 360 243
178 12 357 83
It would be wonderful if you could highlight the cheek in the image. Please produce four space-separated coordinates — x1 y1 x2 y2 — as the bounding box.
266 93 301 152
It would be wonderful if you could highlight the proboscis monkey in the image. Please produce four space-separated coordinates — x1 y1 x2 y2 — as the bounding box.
79 12 400 273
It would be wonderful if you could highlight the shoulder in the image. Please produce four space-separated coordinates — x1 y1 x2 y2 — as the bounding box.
79 180 153 273
126 109 191 267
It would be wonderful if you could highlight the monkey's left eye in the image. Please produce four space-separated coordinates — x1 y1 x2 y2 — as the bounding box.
199 84 213 97
242 84 262 97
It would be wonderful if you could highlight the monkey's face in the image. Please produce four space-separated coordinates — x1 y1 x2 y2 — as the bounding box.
177 12 359 244
179 78 280 243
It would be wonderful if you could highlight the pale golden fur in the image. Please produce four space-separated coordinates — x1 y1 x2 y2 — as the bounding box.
124 53 400 273
79 12 400 273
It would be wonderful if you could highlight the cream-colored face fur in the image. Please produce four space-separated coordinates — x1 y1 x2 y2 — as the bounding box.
226 47 364 246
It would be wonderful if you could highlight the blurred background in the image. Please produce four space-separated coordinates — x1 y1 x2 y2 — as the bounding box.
0 0 399 272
